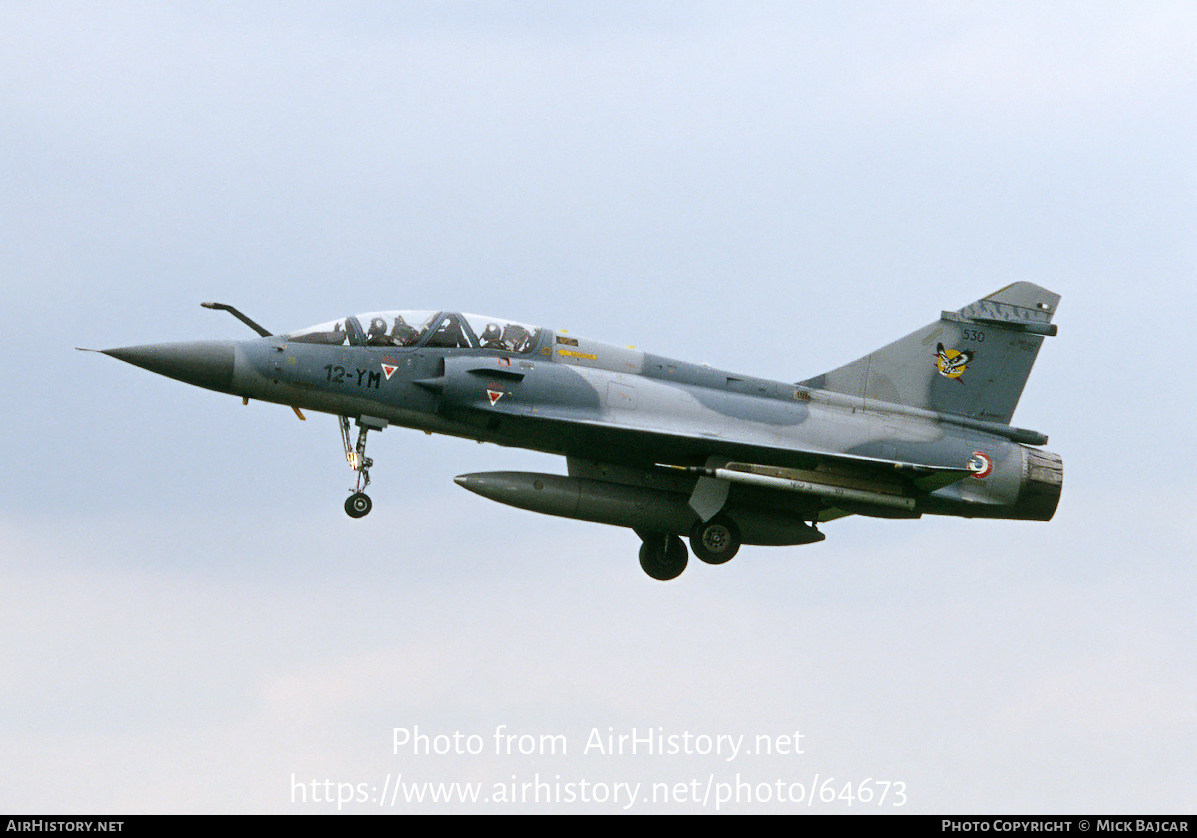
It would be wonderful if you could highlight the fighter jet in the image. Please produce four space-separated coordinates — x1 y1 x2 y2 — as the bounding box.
86 283 1062 580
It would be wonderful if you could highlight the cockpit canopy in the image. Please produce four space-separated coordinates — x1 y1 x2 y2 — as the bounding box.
286 311 540 354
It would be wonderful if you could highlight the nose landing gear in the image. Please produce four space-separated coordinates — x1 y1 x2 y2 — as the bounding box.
340 415 387 518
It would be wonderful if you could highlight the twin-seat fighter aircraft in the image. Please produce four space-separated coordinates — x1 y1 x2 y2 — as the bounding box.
88 283 1062 580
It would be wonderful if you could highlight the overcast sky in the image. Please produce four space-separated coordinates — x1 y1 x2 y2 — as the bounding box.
2 1 1194 813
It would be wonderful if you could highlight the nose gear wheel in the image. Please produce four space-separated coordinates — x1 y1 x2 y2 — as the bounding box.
340 415 386 517
345 492 372 518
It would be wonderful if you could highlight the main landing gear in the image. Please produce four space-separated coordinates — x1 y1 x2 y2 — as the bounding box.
636 515 744 580
638 533 689 581
340 415 387 518
690 515 741 565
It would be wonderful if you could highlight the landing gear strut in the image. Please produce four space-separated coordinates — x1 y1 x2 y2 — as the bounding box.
340 415 387 518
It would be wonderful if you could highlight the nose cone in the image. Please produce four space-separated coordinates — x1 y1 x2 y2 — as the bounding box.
103 340 236 394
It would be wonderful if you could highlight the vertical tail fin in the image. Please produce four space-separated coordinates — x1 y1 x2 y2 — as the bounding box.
801 282 1060 425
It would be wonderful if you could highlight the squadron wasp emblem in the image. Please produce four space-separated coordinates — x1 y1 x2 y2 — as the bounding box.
934 343 975 382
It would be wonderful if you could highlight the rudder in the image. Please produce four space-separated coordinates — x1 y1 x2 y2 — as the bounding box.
801 282 1060 425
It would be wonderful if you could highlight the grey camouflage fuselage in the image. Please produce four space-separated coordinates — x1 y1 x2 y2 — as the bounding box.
94 283 1062 579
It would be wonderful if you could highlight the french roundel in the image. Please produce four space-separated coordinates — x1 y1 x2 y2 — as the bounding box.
967 451 994 479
